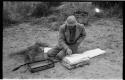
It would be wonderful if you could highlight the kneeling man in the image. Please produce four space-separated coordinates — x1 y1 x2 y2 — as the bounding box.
47 15 86 60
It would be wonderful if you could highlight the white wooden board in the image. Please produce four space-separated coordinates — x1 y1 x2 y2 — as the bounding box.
63 48 106 65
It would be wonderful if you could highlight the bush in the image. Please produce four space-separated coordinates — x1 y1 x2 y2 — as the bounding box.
3 2 38 26
31 2 49 17
50 22 61 31
92 2 123 18
47 15 58 22
57 2 94 25
31 2 62 18
46 2 62 7
3 9 10 25
3 2 62 27
3 8 19 26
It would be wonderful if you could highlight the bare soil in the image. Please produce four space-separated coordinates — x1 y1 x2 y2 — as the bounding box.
3 19 123 79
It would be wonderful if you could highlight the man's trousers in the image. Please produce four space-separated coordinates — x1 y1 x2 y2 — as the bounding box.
47 43 80 59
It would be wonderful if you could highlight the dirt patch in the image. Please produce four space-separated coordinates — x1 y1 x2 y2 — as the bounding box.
3 19 123 79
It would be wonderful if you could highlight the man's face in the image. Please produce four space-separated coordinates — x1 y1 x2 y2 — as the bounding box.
66 15 77 29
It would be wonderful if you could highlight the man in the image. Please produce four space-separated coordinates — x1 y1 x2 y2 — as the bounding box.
46 15 86 60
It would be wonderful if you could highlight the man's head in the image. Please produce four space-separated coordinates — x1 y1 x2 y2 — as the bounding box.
65 15 78 29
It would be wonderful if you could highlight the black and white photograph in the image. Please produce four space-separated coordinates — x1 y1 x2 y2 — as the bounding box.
3 1 123 79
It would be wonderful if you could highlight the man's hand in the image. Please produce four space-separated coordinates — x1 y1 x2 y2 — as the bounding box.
66 48 72 56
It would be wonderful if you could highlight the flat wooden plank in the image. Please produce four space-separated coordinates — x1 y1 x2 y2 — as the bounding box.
63 48 106 65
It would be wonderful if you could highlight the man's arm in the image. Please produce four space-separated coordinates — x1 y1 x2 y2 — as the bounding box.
58 25 69 50
76 24 86 44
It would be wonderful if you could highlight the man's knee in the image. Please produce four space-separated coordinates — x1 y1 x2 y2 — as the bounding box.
56 50 66 60
47 46 61 57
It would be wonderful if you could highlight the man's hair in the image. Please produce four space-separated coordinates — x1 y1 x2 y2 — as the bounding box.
65 15 78 26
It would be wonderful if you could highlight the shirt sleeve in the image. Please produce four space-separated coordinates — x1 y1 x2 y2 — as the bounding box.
58 25 69 50
76 24 86 44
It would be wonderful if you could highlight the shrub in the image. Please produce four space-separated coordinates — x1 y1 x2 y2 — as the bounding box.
30 2 62 18
57 2 94 25
47 15 58 22
92 2 123 18
30 2 49 17
50 22 60 31
3 8 19 26
3 2 38 26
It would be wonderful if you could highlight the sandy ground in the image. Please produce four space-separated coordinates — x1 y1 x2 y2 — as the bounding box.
3 19 123 79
